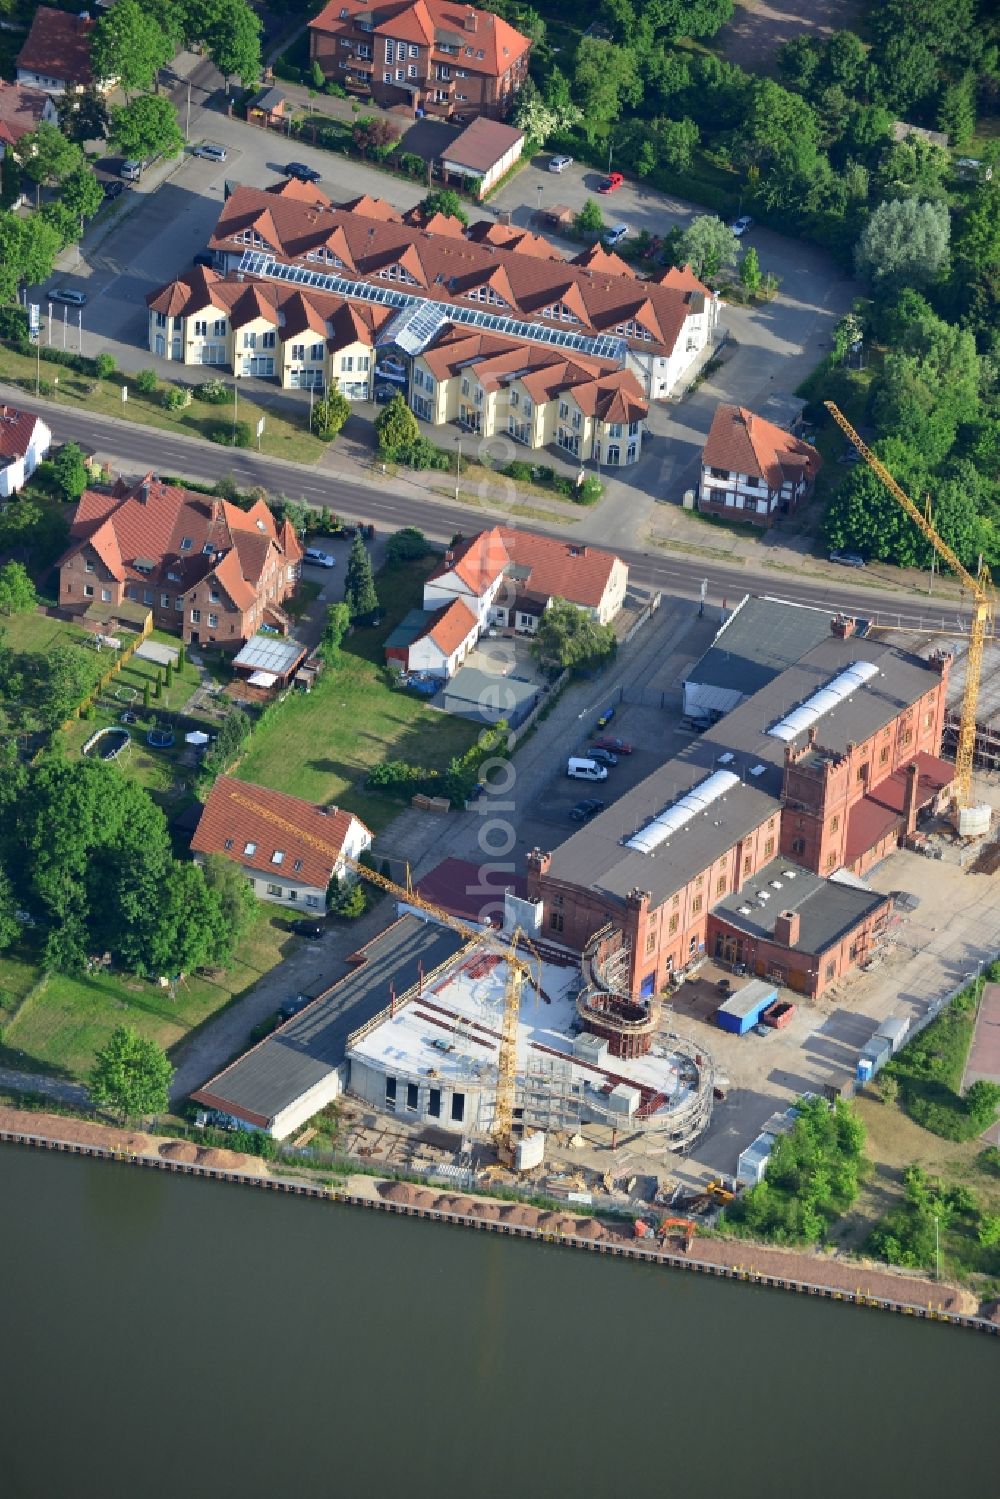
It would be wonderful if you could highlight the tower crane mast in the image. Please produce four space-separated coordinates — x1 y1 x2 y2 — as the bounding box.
824 402 994 810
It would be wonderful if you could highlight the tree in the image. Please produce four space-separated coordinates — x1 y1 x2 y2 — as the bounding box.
978 1213 1000 1248
55 88 110 145
572 38 641 143
41 200 85 252
110 94 184 161
203 0 262 88
343 533 379 620
202 852 256 939
647 0 734 38
385 527 429 566
352 115 400 159
62 166 104 230
511 75 582 143
91 0 173 97
575 198 604 235
0 864 19 952
419 188 468 224
531 597 617 673
201 705 251 780
327 874 366 918
16 121 84 206
319 600 351 664
51 442 89 502
938 75 976 149
678 215 739 279
90 1025 173 1121
822 436 932 567
136 860 232 976
877 1072 900 1105
739 245 762 295
374 393 419 458
37 647 97 730
854 198 950 290
966 1080 1000 1129
0 212 61 302
311 386 351 441
311 58 325 90
0 562 37 616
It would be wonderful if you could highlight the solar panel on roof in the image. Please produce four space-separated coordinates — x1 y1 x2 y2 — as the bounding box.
236 253 632 368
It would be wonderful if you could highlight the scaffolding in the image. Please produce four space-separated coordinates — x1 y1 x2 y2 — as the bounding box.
521 1053 584 1136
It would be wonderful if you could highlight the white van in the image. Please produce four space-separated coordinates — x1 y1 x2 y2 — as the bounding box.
120 159 142 181
567 757 608 782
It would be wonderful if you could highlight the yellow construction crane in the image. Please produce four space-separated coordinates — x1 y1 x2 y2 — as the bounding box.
825 402 995 811
225 786 537 1162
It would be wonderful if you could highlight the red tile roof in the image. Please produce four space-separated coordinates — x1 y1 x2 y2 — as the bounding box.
191 776 371 891
0 82 52 146
497 528 622 610
465 220 562 259
428 526 508 595
147 271 394 352
843 752 953 866
17 7 94 86
208 185 705 358
0 404 41 464
702 404 822 488
59 476 299 614
309 0 531 77
420 597 479 655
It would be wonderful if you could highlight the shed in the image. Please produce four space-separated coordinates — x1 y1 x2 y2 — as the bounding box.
232 633 307 687
737 1132 775 1186
442 666 539 728
439 117 524 198
715 978 778 1036
876 1014 910 1054
544 203 574 229
248 87 286 127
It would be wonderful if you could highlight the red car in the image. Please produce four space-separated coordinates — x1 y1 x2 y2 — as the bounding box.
592 735 632 755
598 171 624 194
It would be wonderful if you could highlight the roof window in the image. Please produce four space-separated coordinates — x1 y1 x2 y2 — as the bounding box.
224 837 234 850
180 537 193 551
244 841 257 855
271 850 285 865
293 858 303 872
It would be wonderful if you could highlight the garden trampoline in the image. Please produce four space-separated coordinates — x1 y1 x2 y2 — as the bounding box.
146 726 175 749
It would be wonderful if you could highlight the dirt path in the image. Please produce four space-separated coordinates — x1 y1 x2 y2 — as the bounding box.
718 0 864 74
0 1105 269 1175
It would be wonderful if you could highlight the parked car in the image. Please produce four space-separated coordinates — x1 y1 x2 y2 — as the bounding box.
569 798 605 822
279 994 310 1020
829 549 866 568
291 920 325 939
596 704 616 727
120 158 143 181
588 747 618 766
549 154 573 173
374 384 396 403
193 143 227 162
48 287 86 306
284 161 321 183
598 171 624 193
304 547 335 569
603 223 629 247
102 180 124 200
592 735 632 754
731 215 753 236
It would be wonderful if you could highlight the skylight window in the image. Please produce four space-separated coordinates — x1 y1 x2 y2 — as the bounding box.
180 537 193 551
293 858 303 873
244 841 257 855
271 850 285 865
224 838 234 850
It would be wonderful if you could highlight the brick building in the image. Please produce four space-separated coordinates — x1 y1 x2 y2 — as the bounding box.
308 0 531 122
527 624 954 999
58 475 302 650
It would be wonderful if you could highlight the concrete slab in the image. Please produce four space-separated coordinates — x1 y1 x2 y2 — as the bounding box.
135 639 179 666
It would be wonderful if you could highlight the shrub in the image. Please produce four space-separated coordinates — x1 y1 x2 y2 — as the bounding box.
162 385 192 411
397 436 449 470
196 379 230 405
0 306 29 342
576 476 603 506
504 460 534 482
232 420 253 448
385 526 430 565
324 80 347 98
208 421 253 447
37 378 55 397
134 368 158 394
396 151 425 177
94 352 116 379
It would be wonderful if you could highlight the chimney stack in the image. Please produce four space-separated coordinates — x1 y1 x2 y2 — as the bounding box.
774 909 800 948
830 613 856 639
464 7 477 29
904 761 921 836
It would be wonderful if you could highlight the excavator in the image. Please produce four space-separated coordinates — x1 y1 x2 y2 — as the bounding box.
633 1216 696 1252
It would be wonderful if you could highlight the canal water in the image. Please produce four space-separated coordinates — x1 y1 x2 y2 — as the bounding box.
1 1147 996 1499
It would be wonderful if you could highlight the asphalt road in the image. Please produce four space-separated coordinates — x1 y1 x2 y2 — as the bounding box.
10 391 969 632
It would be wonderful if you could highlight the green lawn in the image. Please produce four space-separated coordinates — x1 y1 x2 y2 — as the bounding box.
1 905 292 1081
0 346 326 465
235 559 480 829
1 608 91 656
